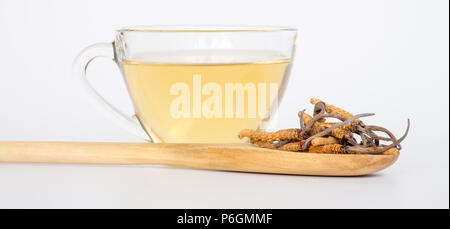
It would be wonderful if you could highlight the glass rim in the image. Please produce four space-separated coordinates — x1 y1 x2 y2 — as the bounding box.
116 25 297 33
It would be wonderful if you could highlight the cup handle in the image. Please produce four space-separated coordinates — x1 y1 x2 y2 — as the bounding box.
72 42 152 142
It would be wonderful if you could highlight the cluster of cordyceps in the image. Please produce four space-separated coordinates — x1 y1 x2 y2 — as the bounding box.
238 98 410 156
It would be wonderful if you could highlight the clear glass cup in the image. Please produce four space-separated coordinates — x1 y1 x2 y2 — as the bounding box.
73 25 297 143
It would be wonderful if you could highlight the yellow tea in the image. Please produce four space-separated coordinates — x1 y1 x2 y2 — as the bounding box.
120 51 290 143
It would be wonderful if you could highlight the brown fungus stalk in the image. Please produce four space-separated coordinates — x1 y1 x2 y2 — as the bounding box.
299 109 306 130
313 102 327 122
300 113 348 137
238 98 410 155
345 119 410 154
301 113 375 150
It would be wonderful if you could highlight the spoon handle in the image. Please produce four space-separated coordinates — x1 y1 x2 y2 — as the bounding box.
0 141 397 176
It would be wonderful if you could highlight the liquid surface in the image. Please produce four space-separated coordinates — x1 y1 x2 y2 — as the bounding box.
120 51 290 143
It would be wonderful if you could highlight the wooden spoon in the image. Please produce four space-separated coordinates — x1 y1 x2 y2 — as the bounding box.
0 142 398 176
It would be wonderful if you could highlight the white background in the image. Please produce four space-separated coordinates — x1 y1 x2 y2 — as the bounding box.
0 0 448 208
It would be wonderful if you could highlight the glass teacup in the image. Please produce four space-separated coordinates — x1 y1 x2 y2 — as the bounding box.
73 26 297 143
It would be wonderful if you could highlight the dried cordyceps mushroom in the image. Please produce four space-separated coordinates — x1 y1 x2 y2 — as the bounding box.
238 98 410 155
238 128 302 142
311 136 340 146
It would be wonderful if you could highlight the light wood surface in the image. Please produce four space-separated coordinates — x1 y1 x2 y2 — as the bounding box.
0 142 398 176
